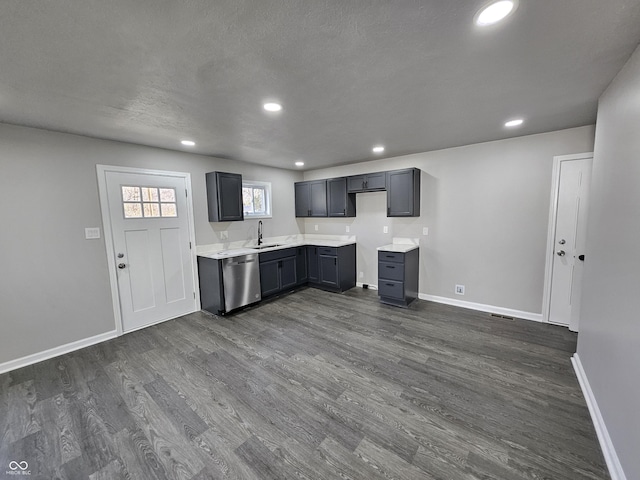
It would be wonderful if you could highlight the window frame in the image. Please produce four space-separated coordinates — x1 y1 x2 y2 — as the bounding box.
242 180 272 219
121 185 178 219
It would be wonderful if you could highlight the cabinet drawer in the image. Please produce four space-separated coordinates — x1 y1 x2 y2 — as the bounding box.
378 279 404 299
378 261 405 281
317 247 337 256
259 247 297 263
378 251 404 264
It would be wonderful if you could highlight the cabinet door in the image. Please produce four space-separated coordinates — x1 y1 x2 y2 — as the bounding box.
319 255 339 288
217 172 244 221
347 175 366 193
327 178 355 217
294 182 311 217
260 260 280 297
387 169 420 217
309 180 328 216
206 172 243 222
365 172 386 191
280 257 297 290
296 247 307 284
307 247 319 283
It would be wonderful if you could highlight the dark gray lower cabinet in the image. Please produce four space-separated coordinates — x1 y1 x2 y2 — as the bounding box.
378 248 419 307
307 247 319 283
319 253 339 288
309 244 356 292
296 247 307 285
259 248 297 297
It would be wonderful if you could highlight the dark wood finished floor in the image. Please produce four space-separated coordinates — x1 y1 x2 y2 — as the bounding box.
1 288 609 479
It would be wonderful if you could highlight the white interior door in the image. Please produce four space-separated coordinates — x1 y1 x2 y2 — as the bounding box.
102 168 197 333
547 156 592 330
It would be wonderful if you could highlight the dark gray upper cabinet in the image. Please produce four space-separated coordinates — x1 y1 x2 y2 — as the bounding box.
294 180 327 217
387 168 421 217
347 172 387 193
327 178 356 217
206 172 244 222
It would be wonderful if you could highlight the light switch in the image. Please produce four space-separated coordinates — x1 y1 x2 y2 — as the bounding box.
383 226 388 234
314 224 318 231
423 227 429 236
346 226 350 233
85 227 101 239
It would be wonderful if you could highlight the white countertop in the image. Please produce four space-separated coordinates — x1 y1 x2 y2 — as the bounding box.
197 234 356 260
377 237 420 253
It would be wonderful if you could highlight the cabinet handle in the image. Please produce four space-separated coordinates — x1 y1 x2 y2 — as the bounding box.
386 283 395 287
334 258 337 265
386 265 395 268
386 255 394 258
364 180 368 189
343 208 345 215
387 207 390 216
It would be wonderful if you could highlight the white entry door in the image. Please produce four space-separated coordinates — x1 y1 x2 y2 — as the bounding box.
546 155 592 330
99 167 197 333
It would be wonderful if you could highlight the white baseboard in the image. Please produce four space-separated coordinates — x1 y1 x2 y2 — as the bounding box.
571 354 627 480
0 330 118 374
418 293 544 322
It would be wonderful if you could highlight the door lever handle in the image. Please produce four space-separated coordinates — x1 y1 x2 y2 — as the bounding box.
578 254 585 261
556 250 565 257
118 263 126 269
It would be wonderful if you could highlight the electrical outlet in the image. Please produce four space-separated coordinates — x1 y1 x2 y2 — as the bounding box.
383 226 388 234
346 226 350 233
220 231 228 240
314 224 319 231
359 271 364 278
85 227 101 239
455 284 465 295
422 227 429 236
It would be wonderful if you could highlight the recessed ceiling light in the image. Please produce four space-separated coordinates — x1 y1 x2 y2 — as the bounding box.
295 161 304 167
181 140 195 146
504 118 524 127
263 102 282 112
372 145 385 154
475 0 518 26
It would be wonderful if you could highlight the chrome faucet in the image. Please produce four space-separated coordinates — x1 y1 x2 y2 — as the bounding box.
258 220 263 245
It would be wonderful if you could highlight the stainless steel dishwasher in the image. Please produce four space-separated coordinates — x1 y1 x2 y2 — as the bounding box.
221 253 261 312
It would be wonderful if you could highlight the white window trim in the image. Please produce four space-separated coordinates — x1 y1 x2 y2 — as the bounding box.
243 180 272 219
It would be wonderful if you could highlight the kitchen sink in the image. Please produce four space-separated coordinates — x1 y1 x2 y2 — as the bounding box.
255 243 285 250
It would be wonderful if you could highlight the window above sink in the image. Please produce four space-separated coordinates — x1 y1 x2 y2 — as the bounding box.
243 180 272 219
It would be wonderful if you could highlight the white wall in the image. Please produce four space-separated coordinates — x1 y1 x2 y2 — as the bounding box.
0 123 303 365
577 45 640 479
304 126 595 316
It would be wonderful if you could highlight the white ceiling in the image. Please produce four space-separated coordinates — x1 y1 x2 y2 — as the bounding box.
1 1 639 170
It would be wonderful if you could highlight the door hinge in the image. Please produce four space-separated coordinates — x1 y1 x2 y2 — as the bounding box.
193 292 196 299
185 189 188 197
189 241 192 249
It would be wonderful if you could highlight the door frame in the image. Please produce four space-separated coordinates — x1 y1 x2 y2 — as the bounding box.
541 152 593 325
96 165 200 335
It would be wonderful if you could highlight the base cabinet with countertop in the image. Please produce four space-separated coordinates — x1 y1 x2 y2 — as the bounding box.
378 246 419 307
198 239 356 313
308 244 356 292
